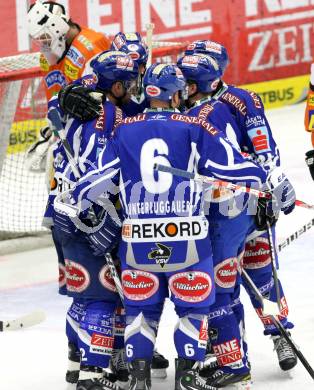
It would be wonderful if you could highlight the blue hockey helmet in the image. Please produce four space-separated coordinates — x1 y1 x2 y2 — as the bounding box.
177 54 222 94
90 50 139 92
185 40 229 74
143 63 187 102
111 32 149 66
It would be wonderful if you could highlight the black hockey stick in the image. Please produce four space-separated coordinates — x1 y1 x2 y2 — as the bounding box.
242 269 314 380
49 108 123 301
266 220 281 311
0 310 46 331
105 253 124 306
278 217 314 252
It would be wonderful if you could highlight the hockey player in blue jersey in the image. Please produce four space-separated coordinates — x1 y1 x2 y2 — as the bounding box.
47 51 139 390
110 32 149 117
177 53 259 387
57 34 169 378
184 40 297 379
58 32 150 123
62 63 271 390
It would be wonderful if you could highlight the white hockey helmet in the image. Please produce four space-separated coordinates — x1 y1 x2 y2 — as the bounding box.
27 1 70 64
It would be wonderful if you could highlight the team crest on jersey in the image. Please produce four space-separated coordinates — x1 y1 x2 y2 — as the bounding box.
214 258 238 289
122 270 159 300
169 271 212 303
148 243 172 268
65 260 90 293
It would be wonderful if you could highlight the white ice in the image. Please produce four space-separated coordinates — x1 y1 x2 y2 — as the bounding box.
0 102 313 390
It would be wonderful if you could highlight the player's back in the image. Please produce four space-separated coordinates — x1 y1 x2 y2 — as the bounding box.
116 110 203 220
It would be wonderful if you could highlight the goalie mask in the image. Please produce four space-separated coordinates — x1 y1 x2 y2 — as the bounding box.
27 1 70 65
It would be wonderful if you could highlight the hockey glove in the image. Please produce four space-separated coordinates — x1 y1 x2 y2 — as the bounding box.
87 211 122 257
255 194 279 231
53 210 78 236
58 84 103 122
269 171 296 215
305 149 314 181
25 126 53 172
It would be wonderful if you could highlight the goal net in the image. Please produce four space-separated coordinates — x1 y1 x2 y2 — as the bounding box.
0 43 187 239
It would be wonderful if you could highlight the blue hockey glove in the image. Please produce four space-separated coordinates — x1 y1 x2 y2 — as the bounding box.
53 210 77 236
305 149 314 181
87 211 122 256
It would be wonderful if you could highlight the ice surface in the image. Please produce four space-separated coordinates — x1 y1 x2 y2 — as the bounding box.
0 102 313 390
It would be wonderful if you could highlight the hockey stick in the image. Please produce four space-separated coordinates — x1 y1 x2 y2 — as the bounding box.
154 163 314 209
0 310 46 332
49 108 124 301
145 23 155 67
266 220 281 311
278 217 314 252
295 199 314 210
242 269 314 380
105 253 124 306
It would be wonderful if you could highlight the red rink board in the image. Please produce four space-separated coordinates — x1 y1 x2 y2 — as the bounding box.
0 0 314 85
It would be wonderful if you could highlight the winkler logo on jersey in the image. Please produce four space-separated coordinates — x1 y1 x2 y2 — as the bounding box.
122 270 159 301
122 216 208 243
169 271 212 303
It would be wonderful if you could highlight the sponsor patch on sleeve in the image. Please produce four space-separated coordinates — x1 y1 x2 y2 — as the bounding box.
247 126 271 153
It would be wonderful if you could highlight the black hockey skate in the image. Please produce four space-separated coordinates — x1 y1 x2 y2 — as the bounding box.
151 349 169 378
129 359 151 390
199 343 219 379
76 365 122 390
205 368 252 389
175 357 218 390
110 348 129 388
272 332 298 371
66 342 80 384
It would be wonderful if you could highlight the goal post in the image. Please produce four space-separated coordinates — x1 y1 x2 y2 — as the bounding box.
0 43 187 239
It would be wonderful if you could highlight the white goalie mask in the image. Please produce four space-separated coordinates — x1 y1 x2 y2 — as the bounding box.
27 1 70 65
